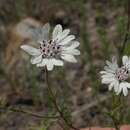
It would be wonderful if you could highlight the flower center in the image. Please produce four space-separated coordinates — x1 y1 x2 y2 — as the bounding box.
115 66 129 81
40 40 61 58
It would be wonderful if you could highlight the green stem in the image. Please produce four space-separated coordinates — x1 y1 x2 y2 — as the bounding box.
44 67 79 130
109 94 120 130
112 118 120 130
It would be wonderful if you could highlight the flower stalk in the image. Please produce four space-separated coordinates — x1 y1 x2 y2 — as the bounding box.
111 94 121 130
44 67 79 130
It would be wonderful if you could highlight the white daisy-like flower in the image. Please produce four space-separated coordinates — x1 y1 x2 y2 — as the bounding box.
100 56 130 96
21 23 80 71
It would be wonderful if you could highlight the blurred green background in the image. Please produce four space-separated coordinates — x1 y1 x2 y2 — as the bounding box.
0 0 130 130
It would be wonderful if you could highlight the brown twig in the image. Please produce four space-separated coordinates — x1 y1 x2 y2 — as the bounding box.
0 106 60 119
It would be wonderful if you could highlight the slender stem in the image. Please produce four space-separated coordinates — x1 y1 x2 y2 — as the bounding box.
112 120 120 130
112 118 120 130
44 67 79 130
0 106 60 119
109 113 120 130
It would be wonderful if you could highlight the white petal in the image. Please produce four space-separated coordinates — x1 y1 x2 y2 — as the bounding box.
122 55 128 66
37 58 55 71
61 54 77 63
37 59 48 67
126 83 130 88
123 82 130 88
113 80 119 93
56 29 70 42
62 49 80 55
104 66 116 73
41 23 50 41
52 59 64 66
106 60 112 67
116 84 123 95
101 72 115 77
123 87 128 96
46 59 54 71
100 71 109 74
70 41 80 49
101 78 115 84
122 56 130 70
120 82 130 96
112 56 117 64
63 41 80 50
31 55 42 64
101 74 115 79
21 45 41 56
52 24 62 39
106 60 118 71
108 82 115 91
117 82 130 96
59 35 75 45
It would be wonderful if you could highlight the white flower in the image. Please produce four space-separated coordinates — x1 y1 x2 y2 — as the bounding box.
100 56 130 96
21 23 80 71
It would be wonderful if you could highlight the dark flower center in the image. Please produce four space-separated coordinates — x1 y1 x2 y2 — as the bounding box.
115 66 129 81
40 40 61 58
